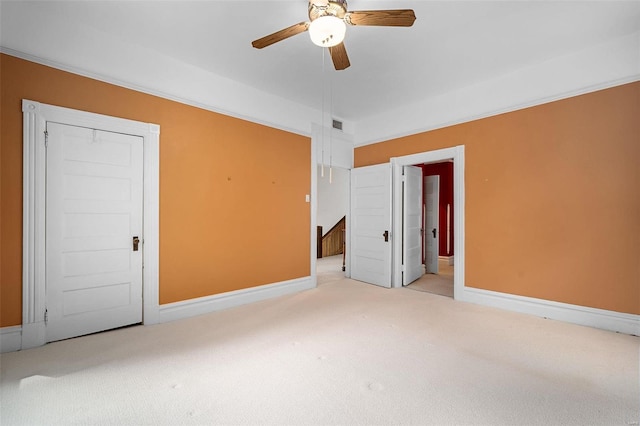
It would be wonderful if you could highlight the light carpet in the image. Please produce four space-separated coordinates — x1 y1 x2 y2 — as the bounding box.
406 259 454 298
1 274 638 425
406 274 454 298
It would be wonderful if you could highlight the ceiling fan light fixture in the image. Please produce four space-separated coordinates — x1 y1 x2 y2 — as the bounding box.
308 15 346 47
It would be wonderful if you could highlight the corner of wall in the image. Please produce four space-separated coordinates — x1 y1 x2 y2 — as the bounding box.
354 31 640 146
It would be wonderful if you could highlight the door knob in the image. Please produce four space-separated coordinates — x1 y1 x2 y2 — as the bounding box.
383 230 389 242
133 236 140 251
432 228 437 238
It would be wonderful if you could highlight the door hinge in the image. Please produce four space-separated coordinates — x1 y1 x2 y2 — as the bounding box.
44 130 48 147
44 308 48 324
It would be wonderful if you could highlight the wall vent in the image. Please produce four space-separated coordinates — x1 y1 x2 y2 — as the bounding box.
332 119 343 131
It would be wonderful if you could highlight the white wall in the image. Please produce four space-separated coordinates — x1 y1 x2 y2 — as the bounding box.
354 31 640 146
0 37 321 138
317 165 349 233
313 124 354 170
313 123 352 233
310 124 353 278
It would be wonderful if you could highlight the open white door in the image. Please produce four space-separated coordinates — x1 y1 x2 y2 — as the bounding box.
46 122 143 342
402 166 424 285
425 175 440 274
350 164 392 288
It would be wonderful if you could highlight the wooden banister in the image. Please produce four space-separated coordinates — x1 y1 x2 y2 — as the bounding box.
320 216 346 258
317 226 323 258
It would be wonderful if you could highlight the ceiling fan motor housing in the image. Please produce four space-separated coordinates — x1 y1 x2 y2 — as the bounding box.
309 0 347 21
252 1 415 71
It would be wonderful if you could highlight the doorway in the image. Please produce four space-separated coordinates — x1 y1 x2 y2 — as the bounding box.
391 146 465 299
21 99 160 350
316 164 349 285
407 161 455 297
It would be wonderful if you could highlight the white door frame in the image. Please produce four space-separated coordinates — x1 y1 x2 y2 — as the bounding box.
21 99 160 350
391 146 465 298
311 123 353 282
424 174 440 274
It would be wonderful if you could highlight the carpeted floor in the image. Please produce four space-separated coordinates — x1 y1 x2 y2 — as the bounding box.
1 262 638 425
406 258 454 297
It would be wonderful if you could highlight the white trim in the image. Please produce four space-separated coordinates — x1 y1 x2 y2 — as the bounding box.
0 326 23 353
143 124 161 325
390 146 465 298
21 99 160 350
20 322 46 351
355 76 640 147
355 32 640 146
385 145 638 335
158 277 314 324
459 287 640 336
310 124 319 286
2 47 316 138
311 123 353 279
438 255 455 266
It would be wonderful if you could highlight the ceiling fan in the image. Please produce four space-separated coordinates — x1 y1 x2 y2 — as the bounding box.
251 0 416 71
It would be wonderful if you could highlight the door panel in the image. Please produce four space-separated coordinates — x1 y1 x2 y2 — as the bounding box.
350 164 392 288
402 166 424 285
425 175 440 274
46 122 143 342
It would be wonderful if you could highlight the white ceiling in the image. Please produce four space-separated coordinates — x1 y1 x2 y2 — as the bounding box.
2 1 639 124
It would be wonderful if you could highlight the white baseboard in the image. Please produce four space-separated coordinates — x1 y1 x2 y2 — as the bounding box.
5 279 633 354
439 255 454 266
158 276 315 324
0 278 314 353
0 326 23 353
460 287 640 336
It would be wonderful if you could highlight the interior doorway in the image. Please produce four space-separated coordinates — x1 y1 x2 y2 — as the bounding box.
407 161 455 297
316 165 349 284
391 146 465 299
343 146 464 296
21 99 160 350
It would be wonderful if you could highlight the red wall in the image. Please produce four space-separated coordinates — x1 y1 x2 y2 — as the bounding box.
420 162 454 257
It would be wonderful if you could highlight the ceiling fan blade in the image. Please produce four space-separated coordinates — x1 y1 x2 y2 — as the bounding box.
345 9 416 27
329 42 350 71
251 22 310 49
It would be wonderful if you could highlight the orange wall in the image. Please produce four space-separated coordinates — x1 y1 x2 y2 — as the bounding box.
0 54 311 327
355 82 640 315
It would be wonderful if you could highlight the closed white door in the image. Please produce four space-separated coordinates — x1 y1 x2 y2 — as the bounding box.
350 164 392 288
46 122 143 342
402 166 424 286
424 175 440 274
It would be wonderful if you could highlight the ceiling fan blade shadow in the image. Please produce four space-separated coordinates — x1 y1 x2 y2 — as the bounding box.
346 10 416 27
252 22 310 49
329 42 350 70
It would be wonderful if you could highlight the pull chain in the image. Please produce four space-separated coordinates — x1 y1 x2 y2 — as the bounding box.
329 55 333 184
321 48 326 178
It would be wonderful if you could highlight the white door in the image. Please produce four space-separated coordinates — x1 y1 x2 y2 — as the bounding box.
350 164 392 288
402 166 424 285
46 122 143 342
424 175 440 274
